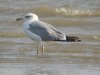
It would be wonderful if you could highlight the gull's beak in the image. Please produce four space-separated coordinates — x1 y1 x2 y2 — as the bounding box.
16 18 23 21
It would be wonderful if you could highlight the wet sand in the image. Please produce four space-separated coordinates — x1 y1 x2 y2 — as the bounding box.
0 26 100 75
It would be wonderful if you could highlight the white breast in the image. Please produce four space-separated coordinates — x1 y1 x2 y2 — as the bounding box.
23 22 42 42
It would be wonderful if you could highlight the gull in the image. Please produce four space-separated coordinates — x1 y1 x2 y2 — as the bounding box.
16 13 81 54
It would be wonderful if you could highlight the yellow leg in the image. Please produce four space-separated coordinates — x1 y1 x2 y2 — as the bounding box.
37 43 39 54
42 45 44 54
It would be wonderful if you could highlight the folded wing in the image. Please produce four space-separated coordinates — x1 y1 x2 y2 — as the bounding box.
28 21 66 41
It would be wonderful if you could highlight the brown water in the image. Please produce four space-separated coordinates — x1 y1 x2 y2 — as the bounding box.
0 0 100 75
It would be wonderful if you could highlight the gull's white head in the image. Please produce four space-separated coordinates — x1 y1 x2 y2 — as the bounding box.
24 13 38 21
16 13 38 21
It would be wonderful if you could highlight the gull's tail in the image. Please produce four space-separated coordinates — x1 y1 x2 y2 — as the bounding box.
65 35 81 42
54 35 81 42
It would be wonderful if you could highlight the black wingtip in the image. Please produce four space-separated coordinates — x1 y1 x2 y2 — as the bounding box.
66 36 81 42
54 35 81 42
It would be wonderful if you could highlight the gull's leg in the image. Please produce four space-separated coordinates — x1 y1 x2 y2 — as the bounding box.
41 45 44 54
37 43 39 54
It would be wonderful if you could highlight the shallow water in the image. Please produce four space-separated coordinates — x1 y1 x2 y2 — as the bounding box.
0 0 100 75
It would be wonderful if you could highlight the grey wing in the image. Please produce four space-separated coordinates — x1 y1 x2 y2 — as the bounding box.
45 21 66 40
28 21 59 41
47 22 64 34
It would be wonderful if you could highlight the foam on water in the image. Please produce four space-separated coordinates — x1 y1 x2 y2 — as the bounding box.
1 6 100 17
0 0 100 18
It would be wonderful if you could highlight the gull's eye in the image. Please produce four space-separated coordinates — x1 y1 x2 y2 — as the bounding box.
25 15 31 18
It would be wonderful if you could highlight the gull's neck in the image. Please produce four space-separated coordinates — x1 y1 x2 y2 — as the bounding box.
23 19 39 29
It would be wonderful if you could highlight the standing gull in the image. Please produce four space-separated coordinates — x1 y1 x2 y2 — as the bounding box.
16 13 81 54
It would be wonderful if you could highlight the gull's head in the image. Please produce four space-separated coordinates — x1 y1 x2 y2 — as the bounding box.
16 13 38 21
24 13 38 21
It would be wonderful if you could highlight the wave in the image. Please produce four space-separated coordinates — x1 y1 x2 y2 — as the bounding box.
0 5 100 17
55 8 100 17
32 5 100 17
